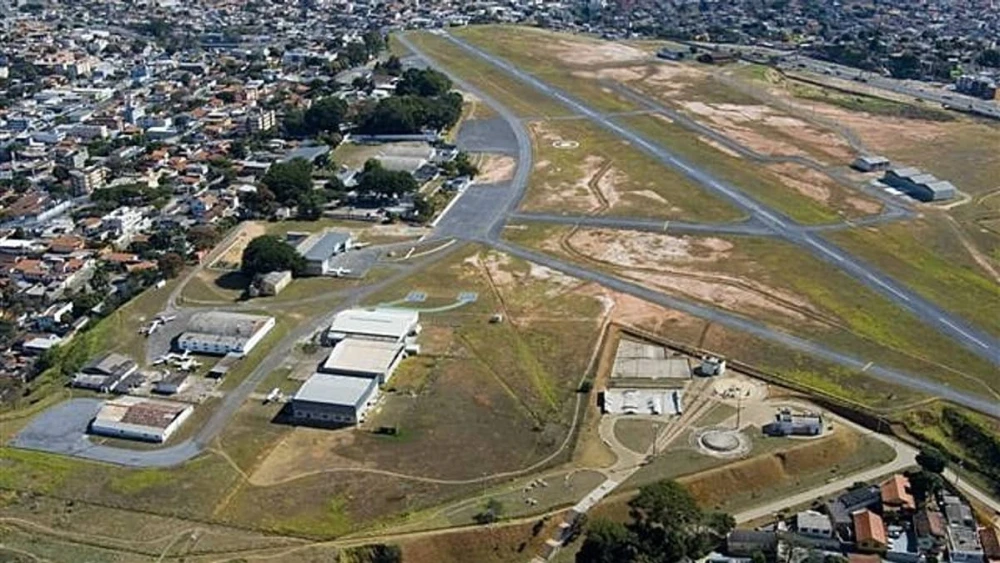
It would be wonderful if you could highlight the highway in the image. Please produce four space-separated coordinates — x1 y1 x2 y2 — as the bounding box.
433 32 1000 367
778 55 1000 120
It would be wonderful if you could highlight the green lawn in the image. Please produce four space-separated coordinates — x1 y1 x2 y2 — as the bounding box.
827 220 1000 339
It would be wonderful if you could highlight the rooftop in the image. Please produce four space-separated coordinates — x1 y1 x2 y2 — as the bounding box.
321 339 403 376
328 308 419 341
187 311 272 337
880 474 915 510
94 396 190 430
293 372 378 408
854 509 887 546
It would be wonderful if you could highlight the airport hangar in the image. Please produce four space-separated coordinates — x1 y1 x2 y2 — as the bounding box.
89 396 193 443
292 308 420 426
176 311 276 356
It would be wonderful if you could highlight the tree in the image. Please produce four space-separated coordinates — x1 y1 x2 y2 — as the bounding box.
157 252 185 278
575 479 731 563
576 519 636 563
71 292 103 318
383 55 403 76
362 30 384 57
454 151 479 178
916 448 947 474
751 550 768 563
296 191 325 220
355 159 418 200
907 469 944 504
261 158 313 204
344 41 369 66
229 140 247 160
977 49 1000 68
473 498 504 525
187 225 220 251
241 235 305 277
395 68 453 97
303 96 348 134
243 185 278 218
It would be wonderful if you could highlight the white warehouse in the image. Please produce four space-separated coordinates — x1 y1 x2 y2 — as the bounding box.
324 308 420 346
176 312 275 356
89 396 193 443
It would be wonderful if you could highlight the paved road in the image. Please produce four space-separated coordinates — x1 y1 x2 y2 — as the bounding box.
778 55 1000 120
436 32 1000 367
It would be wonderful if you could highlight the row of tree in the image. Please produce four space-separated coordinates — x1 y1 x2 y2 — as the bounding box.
357 68 463 135
576 479 734 563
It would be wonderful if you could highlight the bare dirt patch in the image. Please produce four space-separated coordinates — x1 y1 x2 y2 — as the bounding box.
249 428 364 487
681 102 853 162
568 229 734 266
698 136 744 159
565 229 822 323
476 154 516 184
766 163 833 204
845 196 883 215
627 189 670 205
547 38 648 66
212 222 266 270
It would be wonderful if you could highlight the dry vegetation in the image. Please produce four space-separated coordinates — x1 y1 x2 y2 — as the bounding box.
523 118 746 222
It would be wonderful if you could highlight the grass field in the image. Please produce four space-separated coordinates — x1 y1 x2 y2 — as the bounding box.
404 32 572 119
827 220 1000 338
452 26 645 115
523 118 747 222
616 115 844 224
595 427 896 519
505 224 999 401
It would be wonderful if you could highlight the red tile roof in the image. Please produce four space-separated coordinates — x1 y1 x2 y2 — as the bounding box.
881 474 916 510
854 510 887 547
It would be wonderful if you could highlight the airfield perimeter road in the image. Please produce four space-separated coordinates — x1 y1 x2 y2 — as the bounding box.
398 33 1000 419
427 31 1000 367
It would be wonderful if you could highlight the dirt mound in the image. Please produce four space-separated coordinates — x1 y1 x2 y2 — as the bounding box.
681 431 860 509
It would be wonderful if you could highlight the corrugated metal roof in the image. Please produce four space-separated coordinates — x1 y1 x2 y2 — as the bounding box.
322 339 403 375
293 373 378 408
328 308 418 340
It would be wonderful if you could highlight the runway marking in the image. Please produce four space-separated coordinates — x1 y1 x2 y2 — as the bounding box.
861 361 873 372
938 317 990 349
662 220 670 232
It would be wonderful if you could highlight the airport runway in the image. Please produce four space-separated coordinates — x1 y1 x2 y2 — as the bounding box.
433 32 1000 366
399 32 1000 417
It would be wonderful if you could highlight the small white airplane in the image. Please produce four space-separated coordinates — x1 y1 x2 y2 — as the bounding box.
178 358 201 372
156 314 177 323
265 388 281 403
352 242 371 249
330 267 352 278
152 355 167 366
143 319 163 336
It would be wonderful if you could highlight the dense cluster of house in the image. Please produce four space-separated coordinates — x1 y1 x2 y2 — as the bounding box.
723 474 1000 563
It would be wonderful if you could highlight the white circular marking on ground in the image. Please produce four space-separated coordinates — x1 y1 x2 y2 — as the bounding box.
552 140 579 149
694 427 751 458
